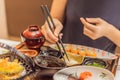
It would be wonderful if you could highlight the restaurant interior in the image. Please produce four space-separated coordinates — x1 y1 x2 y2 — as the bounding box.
0 0 120 80
0 0 52 40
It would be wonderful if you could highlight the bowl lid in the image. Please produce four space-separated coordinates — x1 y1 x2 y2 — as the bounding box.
22 25 43 38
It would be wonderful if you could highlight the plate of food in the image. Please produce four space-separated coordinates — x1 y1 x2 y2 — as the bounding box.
0 58 25 79
0 42 35 80
0 53 35 80
53 66 115 80
49 43 117 60
39 46 84 66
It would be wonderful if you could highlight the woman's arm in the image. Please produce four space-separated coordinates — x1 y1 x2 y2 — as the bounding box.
105 25 120 47
80 18 120 47
41 0 67 44
50 0 67 22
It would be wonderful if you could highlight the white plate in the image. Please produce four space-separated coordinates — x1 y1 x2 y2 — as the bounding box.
0 48 9 55
0 39 19 47
0 39 20 55
50 43 117 60
53 66 115 80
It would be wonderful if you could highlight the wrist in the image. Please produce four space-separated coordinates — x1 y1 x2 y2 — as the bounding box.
105 24 118 39
53 18 62 23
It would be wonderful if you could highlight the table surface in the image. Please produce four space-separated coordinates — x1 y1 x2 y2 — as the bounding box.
0 39 120 80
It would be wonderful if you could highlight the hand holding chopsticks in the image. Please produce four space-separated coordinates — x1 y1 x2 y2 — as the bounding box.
41 5 70 62
41 18 63 44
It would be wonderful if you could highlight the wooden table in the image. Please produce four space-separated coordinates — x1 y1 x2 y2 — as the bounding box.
0 39 120 80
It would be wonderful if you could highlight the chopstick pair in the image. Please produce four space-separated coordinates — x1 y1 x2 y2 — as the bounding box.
40 5 70 62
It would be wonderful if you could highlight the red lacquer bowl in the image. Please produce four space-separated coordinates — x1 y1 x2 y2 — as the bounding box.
21 25 45 49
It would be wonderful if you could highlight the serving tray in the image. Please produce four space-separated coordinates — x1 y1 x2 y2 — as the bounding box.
12 43 119 80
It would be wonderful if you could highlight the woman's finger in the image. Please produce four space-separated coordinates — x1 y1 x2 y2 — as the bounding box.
83 27 93 36
80 18 97 32
42 25 58 43
54 19 63 37
86 18 103 24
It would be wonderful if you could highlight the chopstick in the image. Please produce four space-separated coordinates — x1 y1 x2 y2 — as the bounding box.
41 5 70 62
43 5 70 61
40 5 65 62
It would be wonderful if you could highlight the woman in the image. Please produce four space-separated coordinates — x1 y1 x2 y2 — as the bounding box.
42 0 120 53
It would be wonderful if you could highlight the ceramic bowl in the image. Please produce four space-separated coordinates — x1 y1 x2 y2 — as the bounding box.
33 55 66 70
82 58 108 68
20 33 45 49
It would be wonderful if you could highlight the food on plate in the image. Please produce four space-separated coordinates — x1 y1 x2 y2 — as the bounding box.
0 58 24 79
62 52 84 66
34 55 66 69
54 44 97 58
86 62 105 68
83 58 107 68
40 46 64 58
79 71 92 80
99 72 107 78
65 45 97 58
19 49 38 57
68 75 78 80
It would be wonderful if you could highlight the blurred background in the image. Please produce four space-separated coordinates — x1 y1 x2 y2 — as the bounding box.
0 0 52 41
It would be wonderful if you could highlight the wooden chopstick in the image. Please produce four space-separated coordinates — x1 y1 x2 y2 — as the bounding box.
43 5 70 61
40 5 69 62
41 5 69 61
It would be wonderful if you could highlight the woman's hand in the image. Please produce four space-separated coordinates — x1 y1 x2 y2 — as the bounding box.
41 18 63 44
80 17 113 40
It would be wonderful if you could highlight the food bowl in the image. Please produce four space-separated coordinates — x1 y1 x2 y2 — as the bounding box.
82 58 108 68
33 55 66 70
20 25 45 49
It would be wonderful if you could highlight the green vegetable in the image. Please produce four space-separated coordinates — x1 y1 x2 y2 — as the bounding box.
87 62 105 68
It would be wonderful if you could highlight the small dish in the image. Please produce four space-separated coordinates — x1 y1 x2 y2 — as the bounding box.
33 55 66 69
19 49 38 57
82 58 108 68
